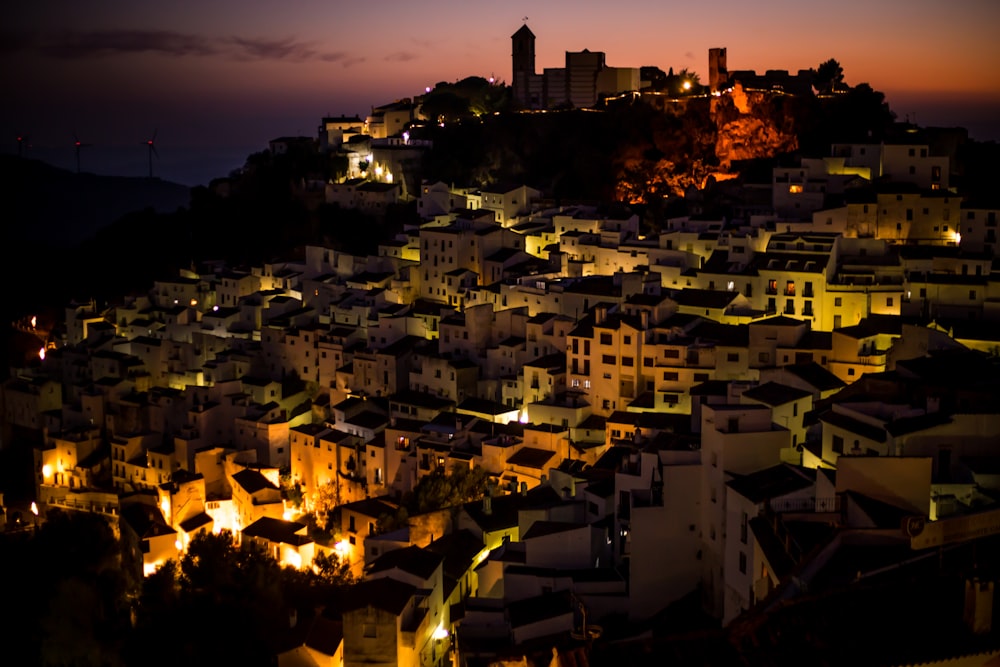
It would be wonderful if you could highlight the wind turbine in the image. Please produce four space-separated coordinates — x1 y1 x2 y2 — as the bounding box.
73 131 92 173
143 129 159 178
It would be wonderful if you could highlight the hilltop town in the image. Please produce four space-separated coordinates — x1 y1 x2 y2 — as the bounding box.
3 25 1000 667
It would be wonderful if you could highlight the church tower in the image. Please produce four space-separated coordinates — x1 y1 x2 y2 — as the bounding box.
512 24 536 107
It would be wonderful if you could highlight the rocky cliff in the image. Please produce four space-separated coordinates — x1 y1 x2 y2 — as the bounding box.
613 87 799 203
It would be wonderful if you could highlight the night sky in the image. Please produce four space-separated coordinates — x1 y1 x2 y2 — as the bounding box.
5 1 1000 183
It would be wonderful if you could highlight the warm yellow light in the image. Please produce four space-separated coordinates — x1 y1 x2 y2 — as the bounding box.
175 539 182 550
374 165 383 177
789 184 804 194
334 540 351 557
683 81 692 91
285 550 303 569
38 347 46 361
30 316 37 328
30 501 38 516
190 298 198 306
432 625 449 641
160 497 170 519
42 465 52 479
385 172 393 183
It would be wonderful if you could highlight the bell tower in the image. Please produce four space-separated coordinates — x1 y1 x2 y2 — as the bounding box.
512 24 536 107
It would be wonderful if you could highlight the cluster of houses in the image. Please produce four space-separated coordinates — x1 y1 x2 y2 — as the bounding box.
5 73 1000 665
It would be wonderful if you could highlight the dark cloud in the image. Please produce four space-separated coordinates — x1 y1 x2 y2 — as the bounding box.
320 52 366 68
229 36 318 62
41 30 218 58
12 29 344 64
684 51 695 60
385 51 417 63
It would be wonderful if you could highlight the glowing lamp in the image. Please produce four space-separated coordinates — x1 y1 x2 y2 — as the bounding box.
42 465 52 479
30 501 38 516
39 347 45 361
334 540 351 557
432 625 449 641
683 81 691 91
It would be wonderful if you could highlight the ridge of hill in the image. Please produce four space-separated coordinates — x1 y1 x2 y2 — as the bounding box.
2 155 192 247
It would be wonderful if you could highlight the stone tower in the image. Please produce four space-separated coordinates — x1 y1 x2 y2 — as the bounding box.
512 24 536 107
709 47 728 93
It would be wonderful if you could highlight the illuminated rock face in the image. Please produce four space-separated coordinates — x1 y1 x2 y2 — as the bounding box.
615 90 798 203
712 89 799 171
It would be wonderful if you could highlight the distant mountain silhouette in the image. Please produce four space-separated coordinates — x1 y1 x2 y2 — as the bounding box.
3 155 192 246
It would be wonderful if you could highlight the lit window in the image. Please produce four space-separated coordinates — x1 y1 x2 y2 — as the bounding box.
788 184 803 194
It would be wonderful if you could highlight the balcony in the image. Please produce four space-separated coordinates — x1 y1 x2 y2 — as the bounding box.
765 285 778 296
768 496 840 513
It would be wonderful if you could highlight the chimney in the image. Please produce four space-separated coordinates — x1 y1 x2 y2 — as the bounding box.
964 576 994 635
483 479 494 515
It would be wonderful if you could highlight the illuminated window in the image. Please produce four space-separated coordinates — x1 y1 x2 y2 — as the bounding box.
785 281 795 296
788 184 804 194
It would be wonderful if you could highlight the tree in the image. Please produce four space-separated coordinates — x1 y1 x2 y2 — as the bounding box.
312 481 339 531
813 58 845 93
0 510 131 666
312 550 356 586
401 464 490 515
